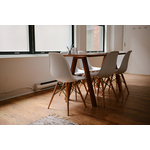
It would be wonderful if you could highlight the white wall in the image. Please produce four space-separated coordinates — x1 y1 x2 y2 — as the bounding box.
106 25 123 52
0 55 54 101
107 25 115 52
124 25 150 75
76 25 86 51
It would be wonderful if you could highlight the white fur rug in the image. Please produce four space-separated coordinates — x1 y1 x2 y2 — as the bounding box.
29 115 78 125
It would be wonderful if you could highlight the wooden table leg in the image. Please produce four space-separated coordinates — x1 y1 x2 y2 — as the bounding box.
71 58 77 75
82 57 97 107
101 56 106 67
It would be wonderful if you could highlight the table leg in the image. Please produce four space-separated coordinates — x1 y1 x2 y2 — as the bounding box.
71 58 77 74
82 57 97 107
101 55 106 67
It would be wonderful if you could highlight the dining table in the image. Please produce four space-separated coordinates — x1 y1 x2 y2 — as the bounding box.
64 51 126 107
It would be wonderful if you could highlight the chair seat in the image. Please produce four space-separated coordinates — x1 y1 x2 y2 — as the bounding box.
89 71 99 77
88 51 119 107
115 50 132 75
115 69 128 75
61 51 85 76
113 50 132 99
78 51 101 72
89 66 101 72
73 75 85 81
74 68 85 75
114 68 119 73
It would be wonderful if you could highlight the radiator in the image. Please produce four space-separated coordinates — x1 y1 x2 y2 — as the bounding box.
34 80 57 92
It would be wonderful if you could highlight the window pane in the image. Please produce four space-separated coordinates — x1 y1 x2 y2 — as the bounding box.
35 25 71 51
0 25 28 52
86 25 104 52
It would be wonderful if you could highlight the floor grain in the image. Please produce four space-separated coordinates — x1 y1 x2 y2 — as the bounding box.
0 74 150 125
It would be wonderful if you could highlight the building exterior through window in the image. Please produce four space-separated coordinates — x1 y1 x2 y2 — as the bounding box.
86 25 104 52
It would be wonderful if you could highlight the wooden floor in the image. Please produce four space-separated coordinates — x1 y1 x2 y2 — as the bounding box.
0 73 150 125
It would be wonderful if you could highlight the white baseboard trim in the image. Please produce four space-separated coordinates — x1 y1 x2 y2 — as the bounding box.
0 91 35 102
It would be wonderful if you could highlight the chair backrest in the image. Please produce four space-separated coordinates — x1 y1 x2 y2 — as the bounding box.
61 51 82 73
49 53 76 83
61 51 73 68
78 51 93 70
116 50 132 74
97 51 119 78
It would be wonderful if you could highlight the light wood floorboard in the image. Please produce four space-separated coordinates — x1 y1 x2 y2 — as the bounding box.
0 74 150 125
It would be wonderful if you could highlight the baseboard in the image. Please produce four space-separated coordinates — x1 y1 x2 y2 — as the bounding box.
125 73 150 76
0 91 35 102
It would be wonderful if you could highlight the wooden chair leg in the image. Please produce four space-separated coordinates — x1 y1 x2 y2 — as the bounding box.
82 80 88 92
84 88 89 100
109 77 118 101
116 75 118 91
121 74 129 94
66 83 70 116
116 74 121 92
104 77 109 90
76 84 87 107
101 79 105 107
65 82 72 101
59 83 65 96
118 75 124 99
96 78 100 88
109 75 114 90
79 79 84 88
93 77 96 93
97 79 100 97
48 82 59 109
75 82 77 100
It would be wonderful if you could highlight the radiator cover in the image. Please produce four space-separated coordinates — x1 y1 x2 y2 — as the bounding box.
34 80 57 92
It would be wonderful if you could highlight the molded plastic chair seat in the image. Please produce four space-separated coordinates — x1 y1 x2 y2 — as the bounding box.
115 50 132 74
86 51 119 107
47 53 87 116
114 50 132 99
90 66 101 72
61 51 85 75
74 68 85 75
78 51 101 72
72 75 85 81
89 71 99 77
60 51 87 94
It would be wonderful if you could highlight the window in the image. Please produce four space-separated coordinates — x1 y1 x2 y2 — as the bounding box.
86 25 105 52
0 25 29 54
0 25 74 54
35 25 72 52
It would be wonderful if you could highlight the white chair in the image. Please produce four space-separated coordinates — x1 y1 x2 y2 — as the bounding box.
78 51 100 92
78 51 101 72
114 50 132 99
47 53 87 116
61 51 85 75
60 51 88 96
86 51 119 107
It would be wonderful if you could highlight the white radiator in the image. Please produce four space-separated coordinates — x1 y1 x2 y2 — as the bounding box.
34 80 57 92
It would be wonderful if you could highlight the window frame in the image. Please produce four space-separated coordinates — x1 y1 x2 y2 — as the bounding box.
86 25 105 53
0 25 74 55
